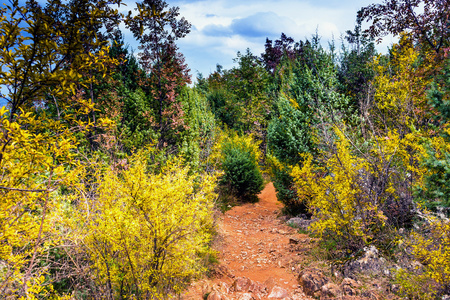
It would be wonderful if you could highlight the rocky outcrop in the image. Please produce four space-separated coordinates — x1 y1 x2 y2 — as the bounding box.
296 267 373 299
343 246 389 277
298 268 329 297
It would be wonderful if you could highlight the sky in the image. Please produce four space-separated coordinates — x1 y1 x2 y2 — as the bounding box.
135 0 396 79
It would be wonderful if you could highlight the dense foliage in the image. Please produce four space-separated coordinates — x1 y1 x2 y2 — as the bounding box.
79 152 217 298
1 0 450 298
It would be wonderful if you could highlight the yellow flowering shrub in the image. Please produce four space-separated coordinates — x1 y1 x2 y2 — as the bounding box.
291 125 427 253
395 218 450 299
291 127 384 250
366 129 427 228
0 107 84 299
78 151 217 299
370 35 432 135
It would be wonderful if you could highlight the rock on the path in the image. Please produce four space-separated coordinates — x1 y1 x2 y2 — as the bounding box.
213 282 231 294
231 277 253 292
248 281 267 295
202 282 213 295
321 283 341 298
289 238 299 244
298 268 329 297
264 277 277 291
212 265 235 279
237 293 254 300
207 291 228 300
268 286 290 298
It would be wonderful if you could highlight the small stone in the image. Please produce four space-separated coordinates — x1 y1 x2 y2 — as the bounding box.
389 284 400 293
212 282 230 294
264 277 277 291
237 293 253 300
207 291 224 300
268 286 290 298
341 278 360 288
289 238 299 244
248 280 267 295
202 282 212 295
232 277 253 292
321 283 341 298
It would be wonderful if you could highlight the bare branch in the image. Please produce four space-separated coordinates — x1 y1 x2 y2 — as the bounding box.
0 186 56 192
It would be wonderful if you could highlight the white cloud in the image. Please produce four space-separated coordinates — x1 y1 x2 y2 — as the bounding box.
119 0 395 79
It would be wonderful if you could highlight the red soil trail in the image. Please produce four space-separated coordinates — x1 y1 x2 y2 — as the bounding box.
183 183 314 299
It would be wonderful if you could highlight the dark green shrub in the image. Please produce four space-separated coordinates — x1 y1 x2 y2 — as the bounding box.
220 135 264 201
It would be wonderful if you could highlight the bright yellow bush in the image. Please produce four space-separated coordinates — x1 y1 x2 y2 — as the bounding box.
0 1 120 296
0 107 82 299
395 218 450 299
291 127 385 248
371 34 431 134
291 124 429 251
78 151 217 298
368 129 426 202
411 220 450 289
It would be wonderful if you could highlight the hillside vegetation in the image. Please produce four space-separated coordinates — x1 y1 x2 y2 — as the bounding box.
0 0 449 299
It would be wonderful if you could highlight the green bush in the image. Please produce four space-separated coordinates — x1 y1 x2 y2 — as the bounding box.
220 135 264 201
415 59 450 214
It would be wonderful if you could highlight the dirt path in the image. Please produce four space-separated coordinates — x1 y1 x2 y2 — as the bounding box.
183 183 315 299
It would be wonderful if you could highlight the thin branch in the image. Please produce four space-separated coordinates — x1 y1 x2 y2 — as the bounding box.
0 186 56 192
22 168 54 297
405 0 439 53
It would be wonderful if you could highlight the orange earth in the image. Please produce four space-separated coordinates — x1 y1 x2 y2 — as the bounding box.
182 183 315 299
